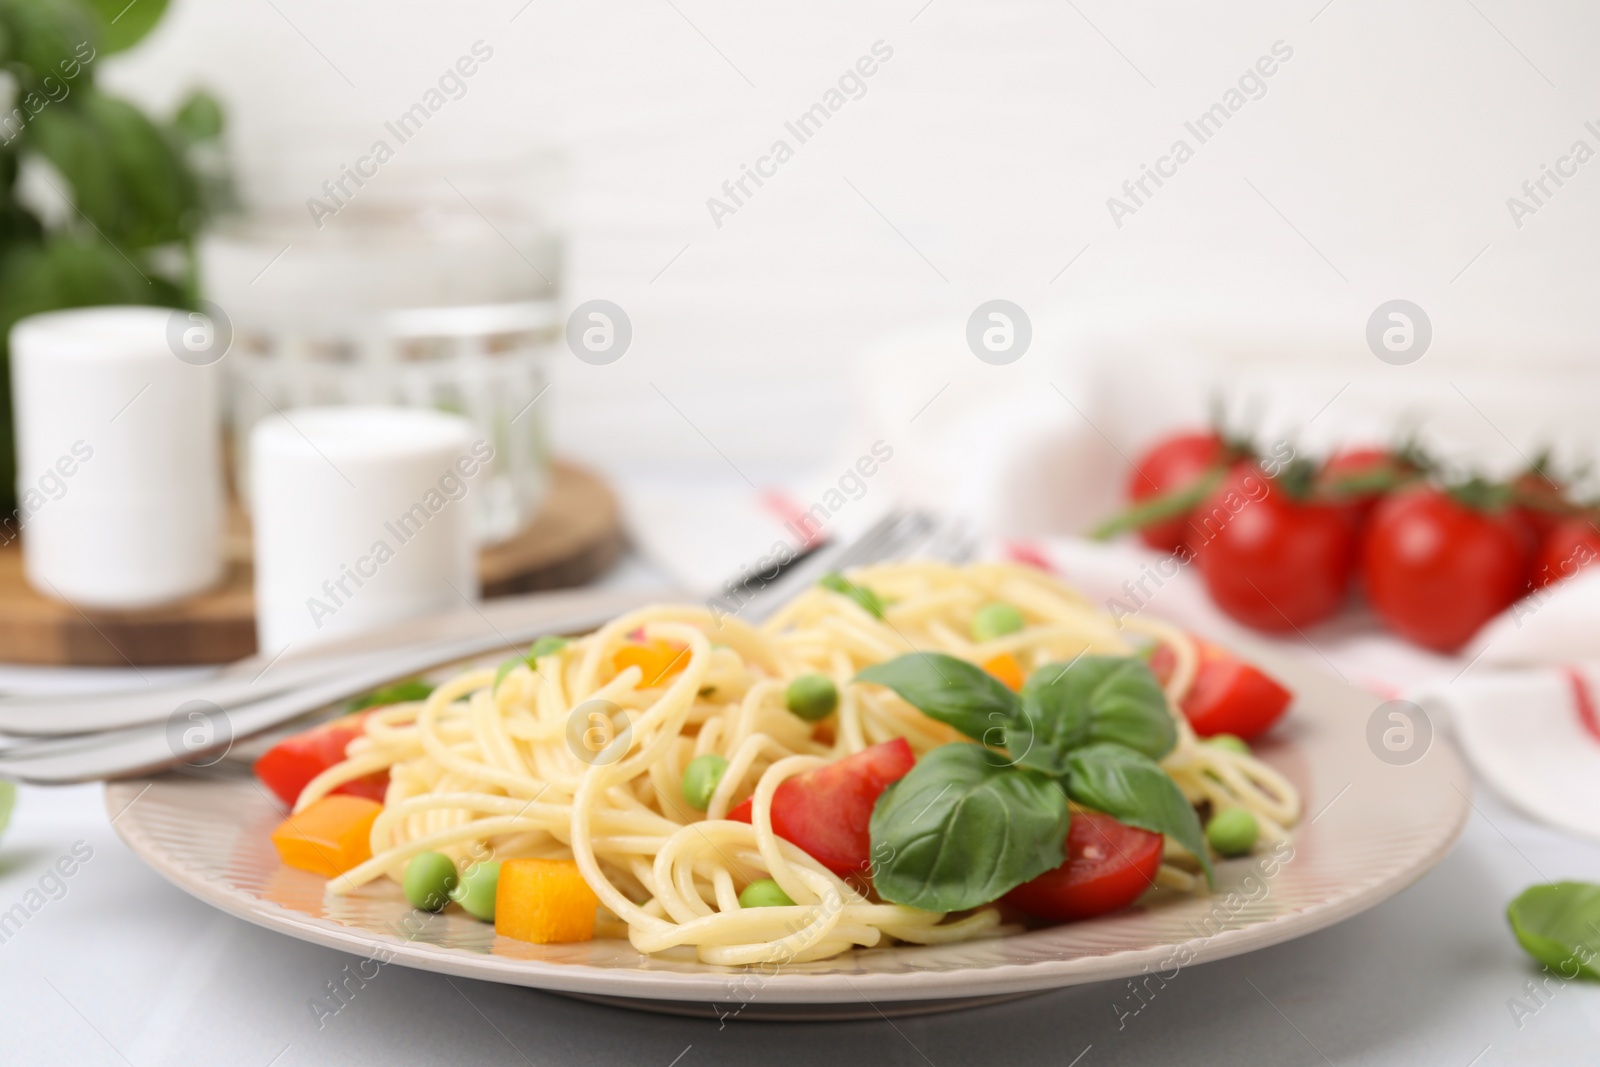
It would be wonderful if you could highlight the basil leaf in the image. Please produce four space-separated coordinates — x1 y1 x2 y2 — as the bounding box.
870 743 1070 912
1507 882 1600 979
347 679 435 711
1064 742 1212 884
819 572 886 619
528 635 569 660
856 652 1021 744
493 636 569 693
1017 656 1176 775
492 656 523 694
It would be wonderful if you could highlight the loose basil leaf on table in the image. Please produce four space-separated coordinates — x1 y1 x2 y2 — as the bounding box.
1016 656 1176 775
856 652 1021 747
1064 742 1213 884
870 743 1070 912
1506 882 1600 979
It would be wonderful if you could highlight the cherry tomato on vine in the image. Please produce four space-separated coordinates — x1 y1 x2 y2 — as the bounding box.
1001 812 1163 922
1191 465 1357 632
1532 516 1600 589
1360 485 1533 652
1511 465 1572 541
1317 447 1415 529
1126 432 1229 552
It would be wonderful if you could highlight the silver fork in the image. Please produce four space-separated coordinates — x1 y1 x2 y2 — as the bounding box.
0 511 941 739
0 509 969 783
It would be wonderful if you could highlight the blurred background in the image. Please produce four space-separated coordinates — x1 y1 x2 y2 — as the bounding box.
7 0 1600 662
95 0 1600 479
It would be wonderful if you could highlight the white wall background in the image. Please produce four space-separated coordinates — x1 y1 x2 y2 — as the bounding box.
102 0 1600 491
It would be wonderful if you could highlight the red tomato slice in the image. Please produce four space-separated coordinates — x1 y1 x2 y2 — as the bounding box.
1149 639 1292 740
1002 811 1163 922
254 712 387 808
726 738 914 878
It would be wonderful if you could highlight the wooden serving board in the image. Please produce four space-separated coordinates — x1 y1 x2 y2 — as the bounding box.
0 461 624 667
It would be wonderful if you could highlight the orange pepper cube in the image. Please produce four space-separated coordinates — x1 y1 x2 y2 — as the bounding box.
983 652 1025 692
613 639 689 687
270 795 381 878
495 858 600 944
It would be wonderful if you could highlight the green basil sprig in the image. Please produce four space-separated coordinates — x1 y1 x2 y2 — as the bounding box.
856 651 1212 912
856 652 1020 746
869 745 1069 912
493 635 571 693
818 573 887 619
1063 743 1211 883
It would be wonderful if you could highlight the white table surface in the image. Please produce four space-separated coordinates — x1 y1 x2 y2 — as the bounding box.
2 559 1598 1066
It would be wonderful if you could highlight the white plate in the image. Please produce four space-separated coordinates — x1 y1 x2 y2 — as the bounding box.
107 600 1471 1019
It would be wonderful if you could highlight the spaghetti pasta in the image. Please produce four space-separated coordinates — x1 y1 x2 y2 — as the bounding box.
301 561 1301 964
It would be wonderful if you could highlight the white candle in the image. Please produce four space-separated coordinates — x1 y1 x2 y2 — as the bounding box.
249 406 486 654
9 306 225 609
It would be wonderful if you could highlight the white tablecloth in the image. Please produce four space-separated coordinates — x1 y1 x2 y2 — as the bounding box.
2 557 1598 1065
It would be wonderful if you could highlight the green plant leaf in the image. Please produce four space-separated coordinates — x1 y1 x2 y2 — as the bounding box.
0 0 98 84
870 743 1070 912
818 572 886 619
27 104 121 232
0 235 154 319
1507 882 1600 980
29 90 195 248
83 91 192 245
171 88 224 141
83 0 167 55
1064 742 1212 884
856 652 1021 745
1016 656 1176 775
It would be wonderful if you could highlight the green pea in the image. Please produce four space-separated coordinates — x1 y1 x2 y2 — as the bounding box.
785 674 838 722
681 753 729 812
1207 808 1259 857
403 851 459 912
738 878 796 908
1207 734 1251 756
449 860 502 921
970 602 1025 642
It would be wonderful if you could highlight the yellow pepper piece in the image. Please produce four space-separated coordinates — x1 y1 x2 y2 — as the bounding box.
270 795 381 878
983 652 1025 692
612 639 689 687
495 858 600 944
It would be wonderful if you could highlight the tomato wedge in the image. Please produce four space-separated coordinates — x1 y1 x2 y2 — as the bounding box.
726 738 914 878
1002 811 1163 922
255 712 387 808
1149 639 1291 740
